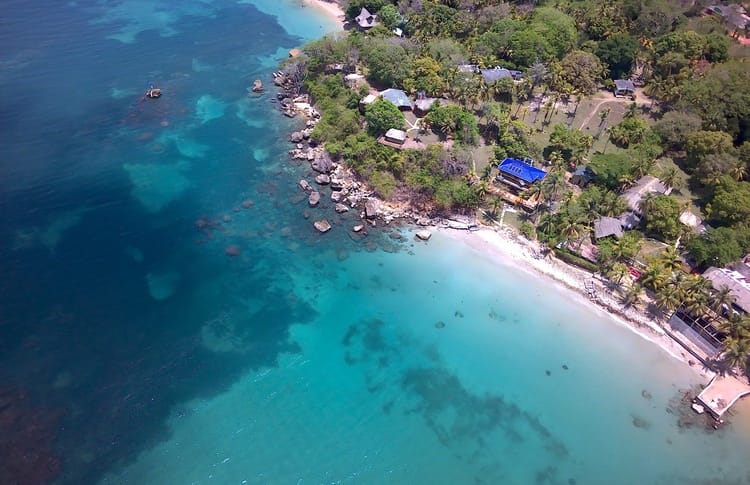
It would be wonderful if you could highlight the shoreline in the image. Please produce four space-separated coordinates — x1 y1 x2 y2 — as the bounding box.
439 225 716 380
301 0 345 29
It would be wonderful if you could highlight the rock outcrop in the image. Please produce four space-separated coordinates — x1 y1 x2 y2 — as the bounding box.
314 220 331 233
364 199 379 219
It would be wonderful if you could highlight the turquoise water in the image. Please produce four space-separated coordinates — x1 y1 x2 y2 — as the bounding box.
0 1 748 484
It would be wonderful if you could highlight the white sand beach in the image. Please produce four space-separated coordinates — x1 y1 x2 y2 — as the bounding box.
302 0 345 29
442 225 716 379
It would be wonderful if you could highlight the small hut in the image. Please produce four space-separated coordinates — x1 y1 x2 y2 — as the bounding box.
355 7 378 29
384 128 407 145
614 79 635 98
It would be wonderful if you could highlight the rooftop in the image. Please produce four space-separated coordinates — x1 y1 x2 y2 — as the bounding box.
703 267 750 314
594 217 623 239
622 176 669 213
480 68 513 83
384 128 407 141
497 158 547 184
355 7 378 28
614 79 635 91
380 88 412 109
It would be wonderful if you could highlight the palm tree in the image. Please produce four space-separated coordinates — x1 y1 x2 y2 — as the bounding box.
618 173 635 191
655 284 681 315
730 163 748 181
659 247 683 273
622 283 644 309
606 262 630 285
558 216 583 245
710 285 736 315
640 262 668 291
719 336 750 375
659 167 681 191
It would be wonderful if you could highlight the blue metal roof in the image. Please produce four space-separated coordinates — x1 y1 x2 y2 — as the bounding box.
497 158 547 184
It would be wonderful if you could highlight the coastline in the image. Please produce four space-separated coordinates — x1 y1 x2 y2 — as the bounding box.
440 225 716 379
301 0 345 29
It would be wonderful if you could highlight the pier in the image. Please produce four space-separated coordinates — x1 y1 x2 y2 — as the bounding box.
695 375 750 419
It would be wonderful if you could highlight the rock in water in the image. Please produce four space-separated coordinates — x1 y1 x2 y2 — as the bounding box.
290 131 304 143
364 199 379 219
311 152 334 173
352 224 364 232
315 174 330 185
308 191 321 206
298 179 313 192
335 203 349 213
314 220 331 233
225 245 241 256
252 79 263 92
415 230 432 241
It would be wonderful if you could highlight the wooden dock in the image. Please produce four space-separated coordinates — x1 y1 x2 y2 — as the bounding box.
696 375 750 419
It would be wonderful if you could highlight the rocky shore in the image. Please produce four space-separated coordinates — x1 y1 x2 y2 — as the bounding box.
272 68 478 238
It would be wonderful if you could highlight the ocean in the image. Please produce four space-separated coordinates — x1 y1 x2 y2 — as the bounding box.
0 1 748 484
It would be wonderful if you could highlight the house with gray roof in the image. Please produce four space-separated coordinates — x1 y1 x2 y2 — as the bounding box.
614 79 635 97
355 7 378 29
621 176 669 215
594 217 623 239
481 68 513 84
380 88 412 110
703 267 750 315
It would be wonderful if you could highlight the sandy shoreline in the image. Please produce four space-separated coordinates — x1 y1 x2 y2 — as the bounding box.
302 0 345 29
439 225 715 380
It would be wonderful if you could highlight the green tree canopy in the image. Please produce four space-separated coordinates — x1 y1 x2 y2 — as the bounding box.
609 116 651 148
556 50 608 95
363 41 413 87
640 194 684 241
596 34 638 80
685 130 735 168
708 177 750 225
365 99 404 136
530 7 577 60
653 111 702 151
425 105 479 144
686 226 744 269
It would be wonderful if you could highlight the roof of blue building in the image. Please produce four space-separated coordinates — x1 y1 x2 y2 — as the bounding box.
497 158 547 183
380 89 412 109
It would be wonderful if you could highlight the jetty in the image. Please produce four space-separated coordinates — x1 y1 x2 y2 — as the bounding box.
695 375 750 419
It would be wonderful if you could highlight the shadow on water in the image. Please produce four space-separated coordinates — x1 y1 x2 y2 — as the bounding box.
342 317 571 483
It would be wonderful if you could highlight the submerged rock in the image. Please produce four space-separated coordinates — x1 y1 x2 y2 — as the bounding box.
314 220 331 233
225 245 242 256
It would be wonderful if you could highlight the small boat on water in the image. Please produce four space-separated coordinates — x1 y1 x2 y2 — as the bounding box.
145 86 161 99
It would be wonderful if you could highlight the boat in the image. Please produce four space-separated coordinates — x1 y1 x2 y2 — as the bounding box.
145 87 161 99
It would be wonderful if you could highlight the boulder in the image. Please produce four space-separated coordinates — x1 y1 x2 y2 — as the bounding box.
298 179 313 192
314 220 331 233
252 79 263 92
315 174 330 185
290 131 304 143
416 230 432 241
330 178 345 190
335 203 349 213
311 152 334 173
308 191 321 206
331 191 343 202
353 224 364 233
364 199 379 219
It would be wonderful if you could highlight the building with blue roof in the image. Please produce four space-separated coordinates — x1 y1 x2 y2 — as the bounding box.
380 88 412 110
496 157 547 192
